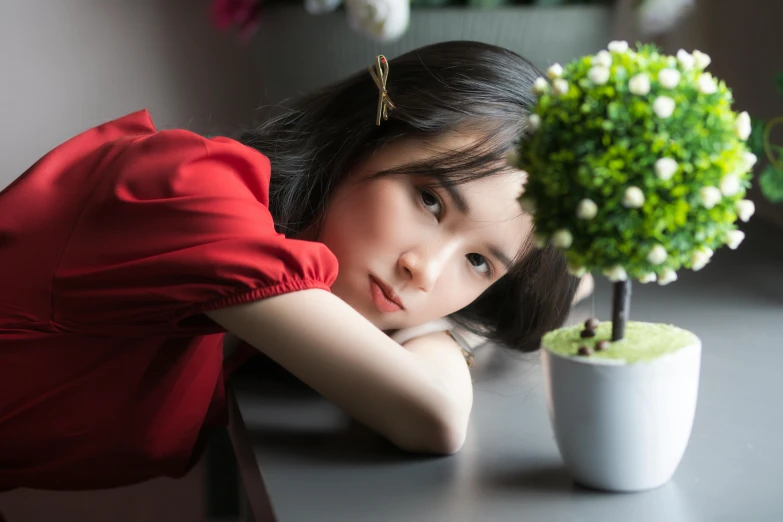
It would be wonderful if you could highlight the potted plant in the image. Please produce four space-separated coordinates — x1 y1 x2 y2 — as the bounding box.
512 41 755 492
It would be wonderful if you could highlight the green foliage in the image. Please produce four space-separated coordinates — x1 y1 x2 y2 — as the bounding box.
760 163 783 203
758 117 783 203
748 117 766 158
745 74 783 205
515 43 754 283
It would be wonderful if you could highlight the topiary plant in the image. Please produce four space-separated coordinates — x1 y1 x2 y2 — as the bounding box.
513 42 756 341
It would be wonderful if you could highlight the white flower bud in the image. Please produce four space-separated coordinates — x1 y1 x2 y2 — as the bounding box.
658 268 678 286
608 40 629 53
345 0 410 42
677 49 695 70
576 198 598 220
697 73 717 95
655 157 678 181
527 113 541 133
692 50 712 69
691 247 713 271
533 232 548 249
726 230 745 250
519 197 537 214
653 96 676 118
604 265 628 282
567 262 587 278
512 179 525 200
639 272 657 284
720 173 742 196
647 244 668 265
742 151 758 171
533 77 549 95
622 186 645 208
629 73 651 95
588 66 611 85
658 68 681 89
547 63 564 79
735 111 751 141
593 50 613 68
553 79 569 96
735 199 755 222
700 186 722 209
638 0 695 37
552 229 573 249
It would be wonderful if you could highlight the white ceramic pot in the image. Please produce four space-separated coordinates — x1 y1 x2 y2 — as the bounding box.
541 327 702 492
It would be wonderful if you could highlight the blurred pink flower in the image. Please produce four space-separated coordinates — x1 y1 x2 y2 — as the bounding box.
211 0 263 42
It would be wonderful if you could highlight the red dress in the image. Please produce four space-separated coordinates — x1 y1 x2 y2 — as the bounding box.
0 110 338 490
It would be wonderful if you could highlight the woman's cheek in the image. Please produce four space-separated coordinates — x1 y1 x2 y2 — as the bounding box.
371 181 419 245
447 267 489 310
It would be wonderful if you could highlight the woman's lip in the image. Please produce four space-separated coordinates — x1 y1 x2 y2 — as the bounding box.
370 276 405 310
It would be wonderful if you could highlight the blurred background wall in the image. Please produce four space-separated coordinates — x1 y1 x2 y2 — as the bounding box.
0 0 261 186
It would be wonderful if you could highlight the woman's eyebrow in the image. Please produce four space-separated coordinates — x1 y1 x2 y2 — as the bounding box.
442 183 470 214
442 183 514 270
488 246 514 271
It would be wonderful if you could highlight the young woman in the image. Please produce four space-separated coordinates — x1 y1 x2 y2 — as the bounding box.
0 41 585 490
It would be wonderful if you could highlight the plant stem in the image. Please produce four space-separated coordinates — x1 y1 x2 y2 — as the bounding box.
611 280 632 342
763 116 783 170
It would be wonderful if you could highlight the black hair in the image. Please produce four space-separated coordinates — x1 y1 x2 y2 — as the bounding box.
240 41 579 352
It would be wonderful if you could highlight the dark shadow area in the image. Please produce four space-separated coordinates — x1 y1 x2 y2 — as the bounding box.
489 464 621 495
244 426 443 467
232 356 447 466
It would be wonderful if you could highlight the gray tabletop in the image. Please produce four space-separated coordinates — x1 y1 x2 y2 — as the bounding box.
228 219 783 522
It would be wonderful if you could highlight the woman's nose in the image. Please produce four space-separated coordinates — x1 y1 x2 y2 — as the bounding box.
398 245 451 292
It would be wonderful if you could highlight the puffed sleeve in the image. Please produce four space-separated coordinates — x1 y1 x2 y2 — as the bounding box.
52 127 338 336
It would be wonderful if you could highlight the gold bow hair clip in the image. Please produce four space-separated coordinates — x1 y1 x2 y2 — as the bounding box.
368 55 397 126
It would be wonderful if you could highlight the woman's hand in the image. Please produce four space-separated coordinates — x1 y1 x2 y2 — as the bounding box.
206 289 467 454
572 273 595 305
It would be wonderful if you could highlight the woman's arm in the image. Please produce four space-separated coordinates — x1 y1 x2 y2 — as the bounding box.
400 329 473 425
206 289 471 454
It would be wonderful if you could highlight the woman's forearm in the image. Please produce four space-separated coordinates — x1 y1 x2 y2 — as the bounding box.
206 289 467 454
401 330 474 451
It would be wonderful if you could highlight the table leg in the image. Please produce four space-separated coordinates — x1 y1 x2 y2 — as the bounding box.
227 388 277 522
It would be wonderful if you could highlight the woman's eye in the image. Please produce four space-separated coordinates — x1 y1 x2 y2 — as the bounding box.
419 189 442 217
467 253 492 276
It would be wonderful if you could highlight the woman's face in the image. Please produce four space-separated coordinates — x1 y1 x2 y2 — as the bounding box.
314 135 532 332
